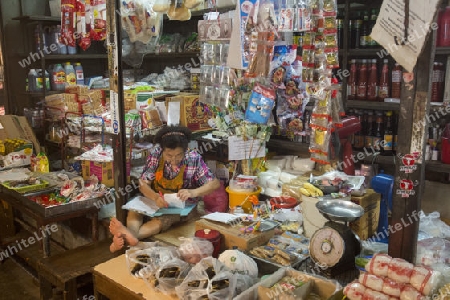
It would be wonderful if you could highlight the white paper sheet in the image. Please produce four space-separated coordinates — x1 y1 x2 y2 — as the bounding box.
371 0 440 72
202 212 241 224
163 193 185 209
228 136 266 160
122 196 159 216
167 101 181 126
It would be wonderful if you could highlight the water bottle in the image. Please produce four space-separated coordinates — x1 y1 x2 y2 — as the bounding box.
68 44 77 55
36 69 47 92
64 62 76 86
44 70 51 91
51 64 66 91
55 25 67 55
74 62 84 85
27 69 37 92
46 26 57 54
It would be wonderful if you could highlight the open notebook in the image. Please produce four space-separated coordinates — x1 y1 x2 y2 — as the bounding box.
122 195 196 217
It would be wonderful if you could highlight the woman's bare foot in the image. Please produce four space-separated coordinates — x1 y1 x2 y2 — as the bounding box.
109 217 139 246
110 234 125 253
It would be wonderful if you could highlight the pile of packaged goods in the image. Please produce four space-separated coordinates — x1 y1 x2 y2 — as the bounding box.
344 253 444 300
125 239 258 298
249 234 310 267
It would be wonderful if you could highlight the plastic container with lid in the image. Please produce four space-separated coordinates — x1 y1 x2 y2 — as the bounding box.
194 229 221 258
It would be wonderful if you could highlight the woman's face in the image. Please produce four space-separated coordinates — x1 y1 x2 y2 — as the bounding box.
162 147 185 167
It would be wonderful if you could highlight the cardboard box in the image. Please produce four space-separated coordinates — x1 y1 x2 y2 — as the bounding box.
0 115 40 154
82 160 114 187
300 196 328 238
167 95 213 132
350 189 381 240
195 218 275 252
235 267 343 300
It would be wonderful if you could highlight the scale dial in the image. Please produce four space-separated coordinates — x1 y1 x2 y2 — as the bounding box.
310 226 345 267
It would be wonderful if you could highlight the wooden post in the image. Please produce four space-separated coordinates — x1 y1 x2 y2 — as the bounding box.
388 33 435 262
106 0 127 224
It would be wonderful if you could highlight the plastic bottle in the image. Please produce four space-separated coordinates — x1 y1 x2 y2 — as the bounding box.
439 62 445 101
37 151 49 173
64 62 76 86
356 59 368 100
351 13 363 49
360 10 370 48
74 62 84 85
369 9 379 47
431 62 440 102
367 59 378 101
364 110 374 149
347 59 357 100
28 69 38 92
383 111 394 156
35 25 47 53
35 69 45 92
373 111 384 151
378 59 390 101
391 63 402 99
68 45 77 55
439 6 450 47
51 64 66 91
53 25 67 54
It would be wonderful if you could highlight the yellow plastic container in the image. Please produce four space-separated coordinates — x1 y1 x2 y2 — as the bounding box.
226 186 261 213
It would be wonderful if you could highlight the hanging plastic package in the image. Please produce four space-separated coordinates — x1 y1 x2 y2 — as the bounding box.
77 0 91 51
245 83 276 124
91 0 107 41
167 0 191 21
61 0 77 47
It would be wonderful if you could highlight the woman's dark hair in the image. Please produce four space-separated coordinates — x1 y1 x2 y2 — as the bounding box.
154 126 192 151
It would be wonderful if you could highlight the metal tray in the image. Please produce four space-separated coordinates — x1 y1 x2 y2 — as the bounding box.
315 199 364 223
2 186 103 218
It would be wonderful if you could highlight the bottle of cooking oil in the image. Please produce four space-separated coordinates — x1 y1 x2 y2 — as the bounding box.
37 151 49 173
0 140 5 156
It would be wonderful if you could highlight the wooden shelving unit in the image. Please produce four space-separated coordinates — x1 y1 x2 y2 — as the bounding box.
346 100 400 111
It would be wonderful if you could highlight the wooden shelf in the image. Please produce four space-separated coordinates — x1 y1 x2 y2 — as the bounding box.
435 47 450 55
12 15 60 22
266 138 310 154
45 54 107 60
346 100 400 110
425 161 450 173
143 52 200 59
352 150 396 165
348 48 385 56
22 91 62 96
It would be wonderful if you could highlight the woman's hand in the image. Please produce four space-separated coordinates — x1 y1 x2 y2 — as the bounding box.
177 189 195 201
155 196 168 208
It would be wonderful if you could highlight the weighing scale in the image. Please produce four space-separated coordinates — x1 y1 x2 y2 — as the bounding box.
309 200 364 277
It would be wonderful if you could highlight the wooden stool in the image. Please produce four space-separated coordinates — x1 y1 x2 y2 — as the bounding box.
37 239 115 300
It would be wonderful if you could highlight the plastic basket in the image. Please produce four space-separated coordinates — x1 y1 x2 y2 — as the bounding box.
2 180 49 194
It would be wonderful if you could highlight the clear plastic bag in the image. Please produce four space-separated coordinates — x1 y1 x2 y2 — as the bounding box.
419 211 450 239
154 258 192 295
125 245 181 279
179 237 214 264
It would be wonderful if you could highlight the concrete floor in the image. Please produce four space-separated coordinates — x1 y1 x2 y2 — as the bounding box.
0 258 39 300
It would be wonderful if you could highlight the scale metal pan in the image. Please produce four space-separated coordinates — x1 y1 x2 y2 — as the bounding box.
315 200 364 223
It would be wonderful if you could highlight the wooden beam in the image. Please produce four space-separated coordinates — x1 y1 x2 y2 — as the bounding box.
388 28 435 261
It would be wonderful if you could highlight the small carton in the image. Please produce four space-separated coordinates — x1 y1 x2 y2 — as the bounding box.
350 189 381 240
235 267 342 300
81 160 114 187
195 218 275 251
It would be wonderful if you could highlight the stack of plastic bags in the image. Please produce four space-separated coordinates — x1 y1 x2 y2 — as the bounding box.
344 253 444 300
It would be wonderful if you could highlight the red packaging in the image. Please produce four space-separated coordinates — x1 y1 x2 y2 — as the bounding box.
195 229 221 258
61 0 77 47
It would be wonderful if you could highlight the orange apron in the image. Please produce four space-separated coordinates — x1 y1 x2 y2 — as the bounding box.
151 156 186 194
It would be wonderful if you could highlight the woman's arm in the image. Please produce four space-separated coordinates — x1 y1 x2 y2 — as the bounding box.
139 179 168 208
177 178 220 201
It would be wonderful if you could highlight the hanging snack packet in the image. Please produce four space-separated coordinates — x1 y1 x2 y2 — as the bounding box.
245 83 276 124
90 0 106 41
77 0 91 51
61 0 77 47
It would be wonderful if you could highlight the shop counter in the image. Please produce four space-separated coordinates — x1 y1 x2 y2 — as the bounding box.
93 254 177 300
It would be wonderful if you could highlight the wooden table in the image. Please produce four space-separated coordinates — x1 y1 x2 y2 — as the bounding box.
93 254 177 300
0 187 99 257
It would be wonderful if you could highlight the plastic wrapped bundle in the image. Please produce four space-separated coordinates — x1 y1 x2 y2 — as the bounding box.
366 254 393 277
343 281 366 300
388 258 414 284
400 285 425 300
383 278 404 297
410 265 442 296
155 258 191 295
363 287 390 300
359 273 384 291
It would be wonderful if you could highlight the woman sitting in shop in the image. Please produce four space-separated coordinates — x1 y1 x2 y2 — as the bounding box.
109 125 220 252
